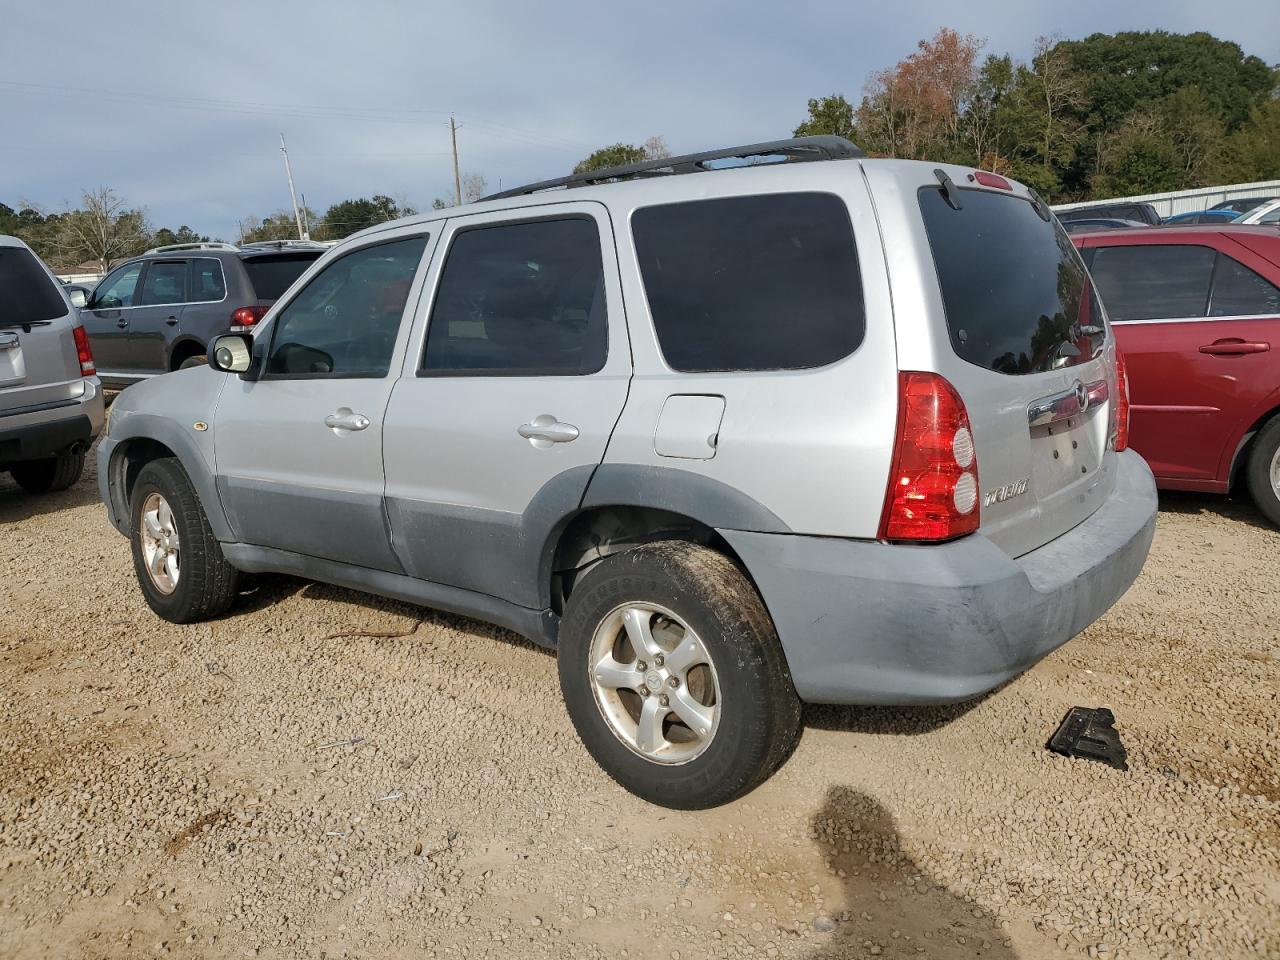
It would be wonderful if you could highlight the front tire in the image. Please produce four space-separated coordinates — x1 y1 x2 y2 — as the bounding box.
129 458 239 623
178 355 208 370
1245 415 1280 528
9 449 85 493
558 541 801 809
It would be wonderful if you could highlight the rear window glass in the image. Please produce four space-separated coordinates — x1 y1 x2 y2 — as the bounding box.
242 253 321 301
919 187 1104 376
632 193 865 372
0 246 68 325
1088 245 1215 321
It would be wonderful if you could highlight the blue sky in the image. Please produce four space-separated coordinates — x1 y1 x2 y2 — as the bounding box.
2 1 1276 241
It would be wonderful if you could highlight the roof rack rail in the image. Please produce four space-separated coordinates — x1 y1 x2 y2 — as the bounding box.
145 241 240 254
238 239 328 250
482 136 865 201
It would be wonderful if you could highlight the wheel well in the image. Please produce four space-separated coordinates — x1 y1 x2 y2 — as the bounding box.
111 437 178 509
548 505 749 614
1228 405 1280 490
169 339 206 370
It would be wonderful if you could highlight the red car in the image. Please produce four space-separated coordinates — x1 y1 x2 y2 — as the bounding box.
1072 225 1280 525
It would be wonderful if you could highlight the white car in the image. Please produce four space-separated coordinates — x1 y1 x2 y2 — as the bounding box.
1232 198 1280 225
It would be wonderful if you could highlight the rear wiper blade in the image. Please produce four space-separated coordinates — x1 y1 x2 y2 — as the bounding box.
0 320 53 331
933 168 963 210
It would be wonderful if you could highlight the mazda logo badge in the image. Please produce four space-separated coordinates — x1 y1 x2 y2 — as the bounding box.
1074 380 1089 413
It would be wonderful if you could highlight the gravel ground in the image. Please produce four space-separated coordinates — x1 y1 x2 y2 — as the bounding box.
0 451 1276 960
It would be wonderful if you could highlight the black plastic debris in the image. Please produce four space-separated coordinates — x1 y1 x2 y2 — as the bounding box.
1047 706 1128 771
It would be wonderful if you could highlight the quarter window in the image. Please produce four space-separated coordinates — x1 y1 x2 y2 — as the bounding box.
265 235 427 378
1209 254 1280 317
139 261 188 306
190 259 227 301
1088 245 1216 321
422 218 607 376
632 193 864 372
92 262 143 308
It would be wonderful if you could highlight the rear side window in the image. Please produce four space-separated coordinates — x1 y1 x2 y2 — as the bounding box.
139 260 188 305
0 247 68 325
920 187 1104 375
1088 245 1215 321
632 193 864 372
422 217 606 376
242 253 321 301
1209 255 1280 317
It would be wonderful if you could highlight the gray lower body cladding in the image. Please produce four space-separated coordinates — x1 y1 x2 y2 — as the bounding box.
719 450 1157 705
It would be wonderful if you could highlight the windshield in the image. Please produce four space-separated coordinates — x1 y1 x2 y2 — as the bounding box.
0 246 69 326
919 186 1105 376
241 253 321 301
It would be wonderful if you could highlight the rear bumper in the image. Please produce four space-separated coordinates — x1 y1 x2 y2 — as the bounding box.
0 379 104 466
720 449 1157 705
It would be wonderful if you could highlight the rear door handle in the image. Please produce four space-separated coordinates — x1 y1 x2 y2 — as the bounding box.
518 415 579 444
1199 339 1270 355
164 316 179 326
116 319 129 329
324 411 370 431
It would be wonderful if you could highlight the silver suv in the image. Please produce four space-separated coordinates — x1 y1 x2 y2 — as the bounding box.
2 235 105 493
96 138 1157 808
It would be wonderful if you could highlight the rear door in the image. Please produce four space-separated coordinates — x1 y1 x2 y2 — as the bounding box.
888 169 1115 558
1083 236 1279 483
0 242 81 412
82 261 143 374
131 258 188 372
381 203 630 608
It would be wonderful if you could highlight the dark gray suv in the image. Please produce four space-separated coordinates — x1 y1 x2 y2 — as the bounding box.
81 241 324 389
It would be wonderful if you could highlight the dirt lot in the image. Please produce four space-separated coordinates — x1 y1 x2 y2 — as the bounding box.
1 451 1277 960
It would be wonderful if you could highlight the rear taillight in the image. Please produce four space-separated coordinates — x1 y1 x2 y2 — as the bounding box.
878 371 980 542
1112 350 1130 452
230 305 268 330
72 325 96 376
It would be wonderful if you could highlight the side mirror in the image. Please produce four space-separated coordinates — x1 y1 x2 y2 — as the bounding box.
68 289 88 308
210 334 254 375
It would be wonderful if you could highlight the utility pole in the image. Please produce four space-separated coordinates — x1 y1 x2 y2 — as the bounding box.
299 193 312 239
450 115 462 206
280 133 308 240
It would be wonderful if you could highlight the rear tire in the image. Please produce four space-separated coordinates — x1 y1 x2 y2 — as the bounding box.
1245 415 1280 528
9 450 85 494
177 354 208 370
558 541 801 809
130 458 239 623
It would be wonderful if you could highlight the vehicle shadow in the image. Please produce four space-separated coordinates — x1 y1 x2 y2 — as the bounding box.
1157 488 1275 532
803 687 1000 736
805 785 1018 959
0 473 102 523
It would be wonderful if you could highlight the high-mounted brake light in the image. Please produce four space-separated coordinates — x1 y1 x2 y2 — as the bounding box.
1112 350 1131 452
72 325 96 376
230 305 268 330
972 170 1012 191
879 371 980 542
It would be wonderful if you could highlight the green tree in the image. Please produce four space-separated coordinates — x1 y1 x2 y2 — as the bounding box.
320 196 397 240
1217 98 1280 183
237 210 314 244
573 143 646 174
151 225 210 248
793 94 858 140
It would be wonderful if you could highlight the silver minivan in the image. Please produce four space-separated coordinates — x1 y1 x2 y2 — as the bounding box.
1 236 105 493
97 138 1157 808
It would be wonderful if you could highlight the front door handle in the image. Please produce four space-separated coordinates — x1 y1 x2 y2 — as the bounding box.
164 316 178 326
324 411 370 432
116 319 129 329
1199 339 1270 356
518 414 579 445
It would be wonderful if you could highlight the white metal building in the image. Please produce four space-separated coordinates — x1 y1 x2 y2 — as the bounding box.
1052 180 1280 217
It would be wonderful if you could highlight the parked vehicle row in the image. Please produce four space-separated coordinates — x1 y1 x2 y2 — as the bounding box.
79 240 324 388
95 138 1158 808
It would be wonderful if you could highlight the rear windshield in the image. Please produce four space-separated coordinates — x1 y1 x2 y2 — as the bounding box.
919 187 1104 376
0 246 69 326
241 253 321 301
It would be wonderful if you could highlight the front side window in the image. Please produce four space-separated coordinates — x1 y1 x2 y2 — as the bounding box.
422 217 606 376
0 246 68 325
632 193 864 372
92 262 143 308
139 260 188 305
265 235 427 378
920 187 1104 374
1089 245 1215 321
1210 254 1280 317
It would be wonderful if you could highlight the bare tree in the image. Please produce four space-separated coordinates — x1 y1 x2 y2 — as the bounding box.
642 135 671 160
53 188 151 271
461 172 488 204
1029 35 1087 172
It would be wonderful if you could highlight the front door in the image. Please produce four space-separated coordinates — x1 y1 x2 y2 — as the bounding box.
82 261 143 375
213 229 435 572
132 258 188 373
382 204 631 609
1088 240 1280 482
